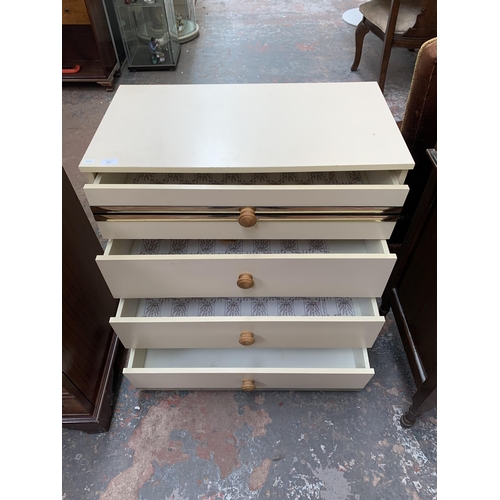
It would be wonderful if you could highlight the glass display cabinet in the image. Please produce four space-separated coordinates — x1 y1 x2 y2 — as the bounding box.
173 0 199 43
113 0 180 70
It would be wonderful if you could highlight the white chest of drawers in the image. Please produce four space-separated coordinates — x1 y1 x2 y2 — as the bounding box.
79 82 414 392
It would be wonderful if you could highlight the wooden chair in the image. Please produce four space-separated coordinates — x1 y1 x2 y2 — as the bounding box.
350 0 437 92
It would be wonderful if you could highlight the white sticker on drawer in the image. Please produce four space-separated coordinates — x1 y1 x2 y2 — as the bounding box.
100 158 118 165
81 159 95 164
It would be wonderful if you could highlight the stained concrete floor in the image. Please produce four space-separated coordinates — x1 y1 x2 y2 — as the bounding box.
62 1 436 498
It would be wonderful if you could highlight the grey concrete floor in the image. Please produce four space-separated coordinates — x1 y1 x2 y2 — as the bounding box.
62 1 436 499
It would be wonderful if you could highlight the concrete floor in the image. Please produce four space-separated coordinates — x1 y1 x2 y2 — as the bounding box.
62 1 436 498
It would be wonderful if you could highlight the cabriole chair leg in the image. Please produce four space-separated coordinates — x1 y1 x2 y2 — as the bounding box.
351 19 370 71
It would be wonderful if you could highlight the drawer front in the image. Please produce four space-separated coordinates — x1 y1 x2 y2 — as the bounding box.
124 370 374 391
111 297 384 349
96 219 398 241
85 171 409 208
124 348 375 390
96 239 396 299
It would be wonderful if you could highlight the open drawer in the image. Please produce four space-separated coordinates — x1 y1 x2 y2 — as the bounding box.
96 239 396 298
92 210 401 241
84 170 409 208
86 171 408 240
111 297 384 349
123 347 375 390
80 84 414 239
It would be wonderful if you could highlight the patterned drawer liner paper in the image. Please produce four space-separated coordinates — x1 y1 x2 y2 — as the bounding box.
137 297 358 318
126 171 368 186
132 239 367 255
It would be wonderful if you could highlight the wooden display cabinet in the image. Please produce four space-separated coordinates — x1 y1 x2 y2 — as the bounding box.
62 0 121 90
62 168 122 433
380 149 437 427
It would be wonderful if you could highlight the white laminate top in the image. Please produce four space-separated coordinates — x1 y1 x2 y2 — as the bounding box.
79 82 414 173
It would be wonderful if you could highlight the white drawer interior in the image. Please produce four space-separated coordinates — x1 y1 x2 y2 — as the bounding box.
94 170 406 190
96 170 403 187
106 238 388 257
130 348 370 369
87 170 409 209
112 297 383 350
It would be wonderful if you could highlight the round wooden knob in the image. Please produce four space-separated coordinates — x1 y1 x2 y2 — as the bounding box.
241 379 255 391
238 207 257 227
237 273 254 289
239 331 255 346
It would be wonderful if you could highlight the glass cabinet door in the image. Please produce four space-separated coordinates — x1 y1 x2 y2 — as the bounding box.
173 0 199 43
113 0 181 70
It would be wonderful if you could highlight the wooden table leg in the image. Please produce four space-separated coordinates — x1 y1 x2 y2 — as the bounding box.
401 368 437 428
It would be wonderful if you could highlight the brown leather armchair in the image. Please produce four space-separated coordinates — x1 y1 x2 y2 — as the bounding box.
389 37 436 247
350 0 437 92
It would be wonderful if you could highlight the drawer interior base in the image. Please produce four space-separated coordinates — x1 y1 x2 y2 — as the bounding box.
123 238 386 256
134 296 365 318
104 170 374 186
132 348 369 369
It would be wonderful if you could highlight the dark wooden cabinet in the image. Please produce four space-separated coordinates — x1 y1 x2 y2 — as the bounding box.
62 0 120 90
62 168 121 433
380 149 437 427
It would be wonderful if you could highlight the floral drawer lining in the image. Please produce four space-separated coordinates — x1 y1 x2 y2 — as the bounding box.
127 171 368 186
133 239 352 255
138 297 357 318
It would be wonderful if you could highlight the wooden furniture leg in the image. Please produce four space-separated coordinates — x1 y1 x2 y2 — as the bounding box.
98 81 114 91
377 0 400 92
401 368 437 428
377 38 393 92
350 20 369 71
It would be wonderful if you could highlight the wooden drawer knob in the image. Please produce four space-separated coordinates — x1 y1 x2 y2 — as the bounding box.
239 331 255 346
237 273 254 289
241 379 255 391
238 207 257 227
